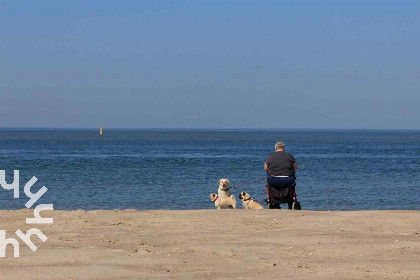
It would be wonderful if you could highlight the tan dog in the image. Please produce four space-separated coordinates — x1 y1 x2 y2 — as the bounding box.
217 178 232 199
238 191 264 209
209 193 236 209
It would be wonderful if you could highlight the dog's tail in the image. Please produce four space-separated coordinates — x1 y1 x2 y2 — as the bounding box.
230 195 236 200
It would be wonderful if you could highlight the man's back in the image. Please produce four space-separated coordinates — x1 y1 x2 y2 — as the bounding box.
265 151 296 176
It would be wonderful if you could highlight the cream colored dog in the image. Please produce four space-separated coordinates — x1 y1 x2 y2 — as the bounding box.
209 193 236 209
217 178 232 199
238 191 264 209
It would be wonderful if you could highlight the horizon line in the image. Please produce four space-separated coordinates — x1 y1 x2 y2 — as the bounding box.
0 127 419 131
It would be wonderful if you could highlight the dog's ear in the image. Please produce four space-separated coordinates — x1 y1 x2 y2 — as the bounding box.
226 179 230 184
217 179 221 185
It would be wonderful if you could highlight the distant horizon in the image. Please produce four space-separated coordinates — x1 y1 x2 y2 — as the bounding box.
0 127 419 132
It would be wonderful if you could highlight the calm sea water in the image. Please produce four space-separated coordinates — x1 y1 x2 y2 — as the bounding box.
0 129 418 210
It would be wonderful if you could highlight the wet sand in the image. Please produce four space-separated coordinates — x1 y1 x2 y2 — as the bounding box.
0 209 419 279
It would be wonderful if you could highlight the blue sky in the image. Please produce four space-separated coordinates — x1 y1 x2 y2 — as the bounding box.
0 0 419 129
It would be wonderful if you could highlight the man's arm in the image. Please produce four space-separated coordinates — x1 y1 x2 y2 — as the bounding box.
264 162 268 172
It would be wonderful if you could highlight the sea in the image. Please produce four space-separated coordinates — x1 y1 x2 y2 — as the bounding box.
0 129 419 210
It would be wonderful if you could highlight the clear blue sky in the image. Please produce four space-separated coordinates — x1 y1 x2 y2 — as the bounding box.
1 0 419 129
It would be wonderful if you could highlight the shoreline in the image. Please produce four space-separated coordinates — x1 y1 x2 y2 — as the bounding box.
0 209 419 279
3 208 420 211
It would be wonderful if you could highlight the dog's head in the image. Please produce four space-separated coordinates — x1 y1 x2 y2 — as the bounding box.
209 193 218 202
238 191 251 201
218 178 230 190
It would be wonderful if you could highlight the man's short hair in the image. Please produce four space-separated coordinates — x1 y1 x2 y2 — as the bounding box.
275 141 285 151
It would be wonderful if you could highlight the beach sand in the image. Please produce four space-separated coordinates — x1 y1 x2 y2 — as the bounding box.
0 209 419 279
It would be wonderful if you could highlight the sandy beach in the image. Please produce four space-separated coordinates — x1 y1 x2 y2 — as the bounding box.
0 209 419 279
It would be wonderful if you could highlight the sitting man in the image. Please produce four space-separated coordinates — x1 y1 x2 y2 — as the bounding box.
264 141 297 209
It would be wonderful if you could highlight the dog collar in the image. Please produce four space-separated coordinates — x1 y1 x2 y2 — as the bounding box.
212 196 219 202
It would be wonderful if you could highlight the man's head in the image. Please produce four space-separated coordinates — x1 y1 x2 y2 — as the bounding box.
274 141 285 152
